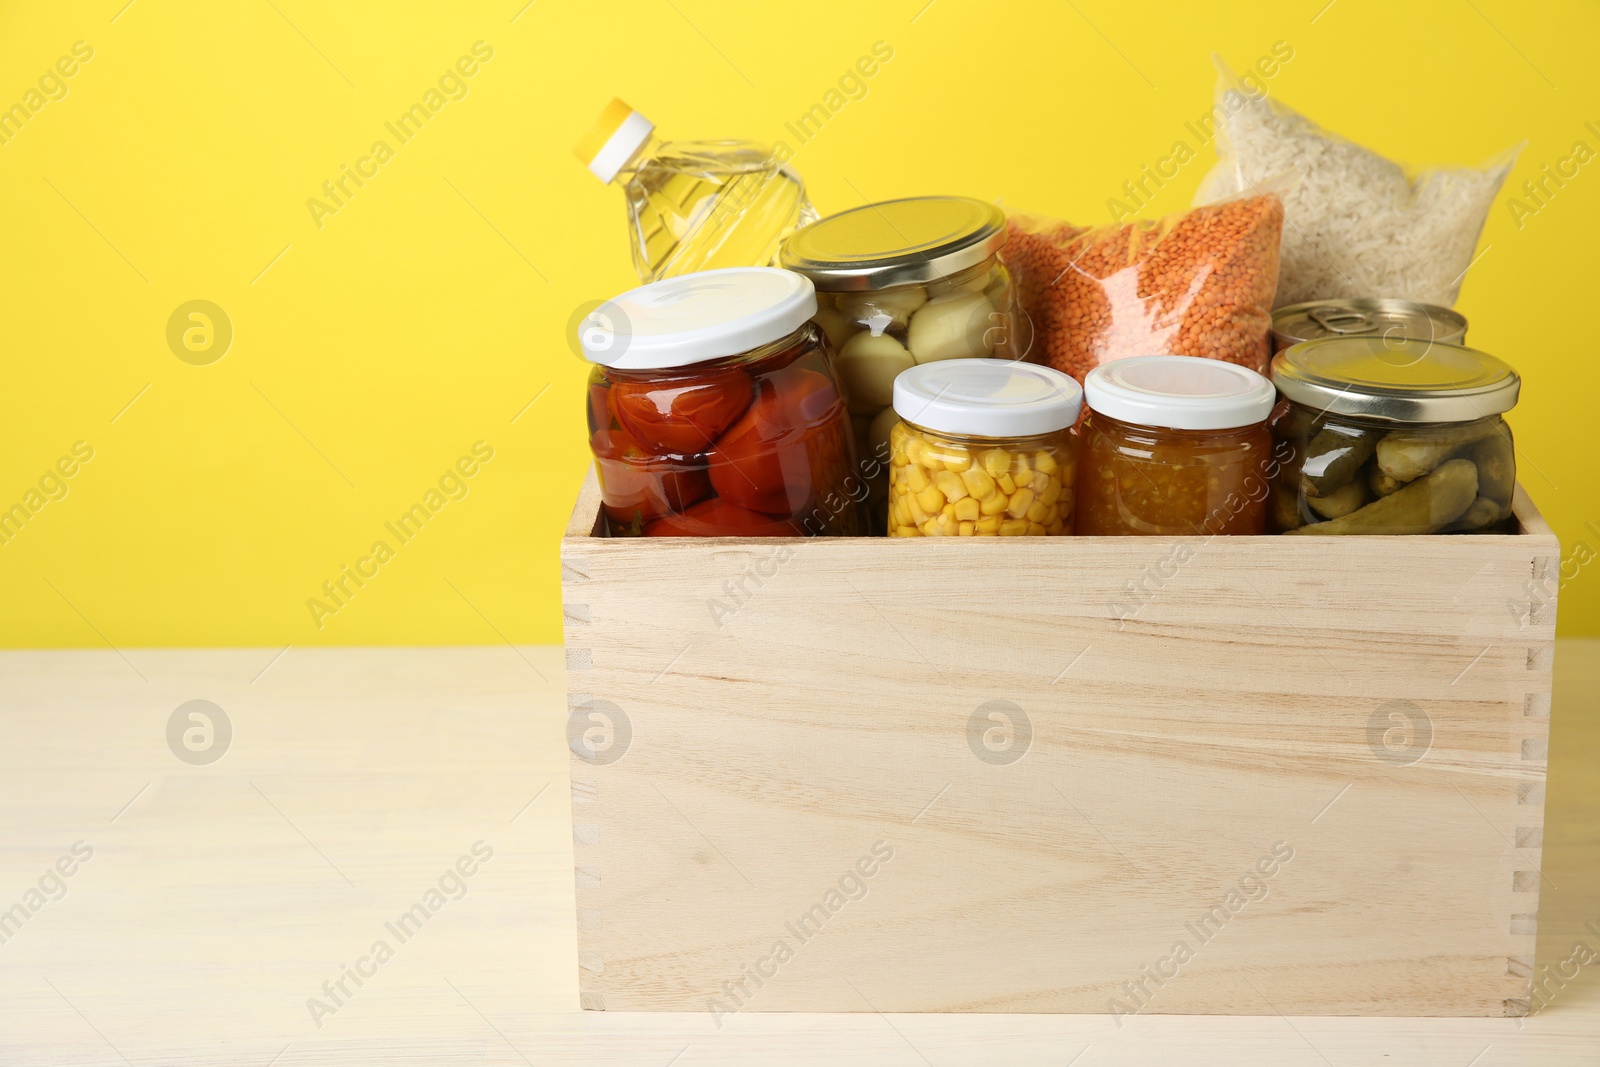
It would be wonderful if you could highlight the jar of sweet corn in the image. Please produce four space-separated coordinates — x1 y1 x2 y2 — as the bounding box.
1269 337 1520 534
779 197 1015 508
580 267 863 537
1076 356 1277 536
887 359 1081 537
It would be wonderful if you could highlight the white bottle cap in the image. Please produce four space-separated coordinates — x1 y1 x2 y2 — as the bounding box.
575 99 655 184
1084 355 1276 431
578 268 818 370
893 359 1083 438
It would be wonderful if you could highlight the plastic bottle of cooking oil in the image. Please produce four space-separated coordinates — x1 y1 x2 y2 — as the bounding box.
575 99 819 284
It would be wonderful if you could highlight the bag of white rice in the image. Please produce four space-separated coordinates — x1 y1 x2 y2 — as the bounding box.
1196 59 1519 308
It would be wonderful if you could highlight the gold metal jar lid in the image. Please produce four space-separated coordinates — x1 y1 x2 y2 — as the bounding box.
1271 337 1520 423
778 196 1007 292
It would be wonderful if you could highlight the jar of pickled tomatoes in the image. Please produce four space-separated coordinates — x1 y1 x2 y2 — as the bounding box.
779 197 1016 506
580 267 863 537
887 360 1081 537
1076 356 1277 536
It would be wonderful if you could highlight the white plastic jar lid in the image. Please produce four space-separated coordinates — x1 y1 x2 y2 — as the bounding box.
1084 356 1276 431
578 267 818 370
893 359 1083 438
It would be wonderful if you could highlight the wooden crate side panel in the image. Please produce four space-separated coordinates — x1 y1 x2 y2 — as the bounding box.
560 486 1557 1016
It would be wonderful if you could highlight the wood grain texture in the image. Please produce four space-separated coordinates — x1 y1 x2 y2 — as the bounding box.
0 644 1595 1064
563 471 1560 1015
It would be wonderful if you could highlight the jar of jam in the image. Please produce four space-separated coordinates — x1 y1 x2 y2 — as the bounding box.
887 359 1081 537
580 267 863 537
1076 356 1277 536
779 197 1016 506
1269 337 1520 534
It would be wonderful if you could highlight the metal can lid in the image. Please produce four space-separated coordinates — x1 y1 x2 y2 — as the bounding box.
1271 337 1520 423
1271 298 1467 345
778 196 1007 292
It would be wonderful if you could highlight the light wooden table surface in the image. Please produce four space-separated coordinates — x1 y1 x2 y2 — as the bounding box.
1 641 1596 1066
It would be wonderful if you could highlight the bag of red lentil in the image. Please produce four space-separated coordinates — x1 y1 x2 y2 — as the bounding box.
1002 191 1283 384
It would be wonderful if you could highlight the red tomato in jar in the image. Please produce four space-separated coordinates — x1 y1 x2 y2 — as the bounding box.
587 379 614 434
591 429 711 531
644 498 804 537
611 369 754 456
708 368 850 516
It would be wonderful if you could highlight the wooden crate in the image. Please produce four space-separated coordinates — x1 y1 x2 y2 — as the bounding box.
561 471 1558 1017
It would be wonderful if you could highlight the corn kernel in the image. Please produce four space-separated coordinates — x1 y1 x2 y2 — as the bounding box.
999 518 1029 536
1027 521 1047 536
958 521 975 536
1046 517 1065 536
979 491 1008 516
954 497 980 522
1007 487 1035 519
907 495 928 524
960 467 995 498
1034 450 1059 475
934 470 969 502
983 449 1010 476
1027 500 1050 524
1015 468 1034 488
1038 478 1061 507
996 473 1016 495
895 524 919 537
905 464 930 493
976 515 1002 535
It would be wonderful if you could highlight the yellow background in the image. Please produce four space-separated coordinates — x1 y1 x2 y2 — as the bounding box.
2 0 1597 648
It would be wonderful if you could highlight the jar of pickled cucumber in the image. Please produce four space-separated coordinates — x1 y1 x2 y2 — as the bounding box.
1076 356 1277 536
779 197 1016 507
580 267 863 537
1269 337 1520 535
886 360 1080 537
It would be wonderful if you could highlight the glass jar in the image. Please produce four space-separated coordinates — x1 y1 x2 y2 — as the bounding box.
579 267 863 537
779 197 1017 510
1269 337 1520 535
1076 356 1277 536
886 360 1081 537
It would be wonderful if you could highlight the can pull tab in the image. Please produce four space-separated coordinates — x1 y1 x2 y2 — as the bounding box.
1308 306 1375 335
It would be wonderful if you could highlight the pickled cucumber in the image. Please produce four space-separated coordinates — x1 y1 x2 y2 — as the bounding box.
1272 404 1321 442
1301 424 1380 497
1287 458 1478 535
1370 466 1406 497
1307 478 1367 519
1270 485 1305 531
1376 420 1499 482
1470 430 1516 507
1446 495 1503 532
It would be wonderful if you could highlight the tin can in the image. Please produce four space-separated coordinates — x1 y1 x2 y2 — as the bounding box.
1270 299 1467 353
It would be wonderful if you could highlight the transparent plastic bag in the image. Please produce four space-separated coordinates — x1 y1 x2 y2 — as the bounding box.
1196 58 1518 308
1003 191 1283 383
